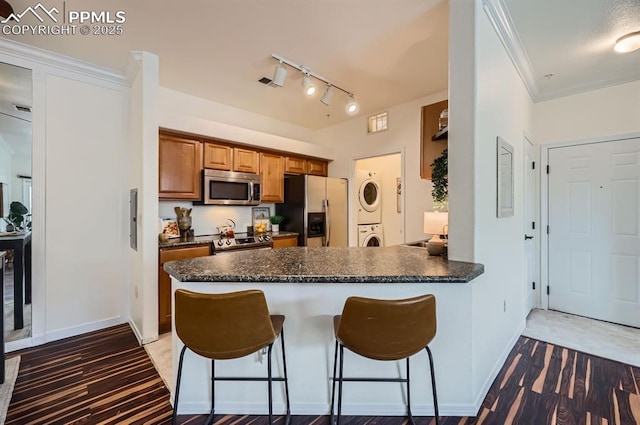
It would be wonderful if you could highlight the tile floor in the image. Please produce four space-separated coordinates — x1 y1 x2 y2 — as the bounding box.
144 308 640 396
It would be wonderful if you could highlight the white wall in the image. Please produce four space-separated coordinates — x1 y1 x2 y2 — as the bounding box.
316 93 446 245
158 202 275 236
11 155 31 205
43 73 129 337
355 154 403 246
450 0 533 404
534 80 640 144
158 88 331 159
128 52 160 344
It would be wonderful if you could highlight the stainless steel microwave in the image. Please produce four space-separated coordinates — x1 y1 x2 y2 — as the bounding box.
201 169 261 205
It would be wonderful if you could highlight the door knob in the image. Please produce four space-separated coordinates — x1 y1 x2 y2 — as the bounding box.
524 235 534 240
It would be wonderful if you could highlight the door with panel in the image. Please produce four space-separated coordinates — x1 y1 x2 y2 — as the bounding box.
548 138 640 327
524 137 536 312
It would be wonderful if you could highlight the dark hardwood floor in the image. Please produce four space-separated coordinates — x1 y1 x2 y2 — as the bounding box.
6 324 640 424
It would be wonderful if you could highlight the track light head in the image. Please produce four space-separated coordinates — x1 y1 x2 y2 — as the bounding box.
345 96 359 114
301 72 316 96
271 62 287 87
320 85 333 106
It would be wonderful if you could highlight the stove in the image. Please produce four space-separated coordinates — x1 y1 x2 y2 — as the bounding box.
213 234 272 252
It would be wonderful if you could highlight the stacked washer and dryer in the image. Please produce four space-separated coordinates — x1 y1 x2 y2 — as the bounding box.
356 170 384 247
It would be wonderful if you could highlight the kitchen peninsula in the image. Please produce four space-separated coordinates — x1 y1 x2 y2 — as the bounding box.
164 246 484 417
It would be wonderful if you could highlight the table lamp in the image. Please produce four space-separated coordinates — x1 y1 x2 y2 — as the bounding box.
424 211 448 256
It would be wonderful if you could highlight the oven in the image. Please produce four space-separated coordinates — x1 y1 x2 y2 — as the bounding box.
213 235 272 254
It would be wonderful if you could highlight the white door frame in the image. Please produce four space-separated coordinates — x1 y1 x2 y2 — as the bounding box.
523 133 538 310
540 131 640 310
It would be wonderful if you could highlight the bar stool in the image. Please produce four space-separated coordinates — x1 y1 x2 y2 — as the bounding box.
172 289 291 425
330 294 439 425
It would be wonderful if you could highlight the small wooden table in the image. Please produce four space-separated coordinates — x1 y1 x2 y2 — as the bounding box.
0 232 32 330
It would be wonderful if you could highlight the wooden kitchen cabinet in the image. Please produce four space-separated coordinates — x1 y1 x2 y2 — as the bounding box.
158 244 211 333
204 142 232 170
159 134 203 200
233 147 259 173
285 156 307 175
260 153 285 202
307 159 328 176
272 235 298 248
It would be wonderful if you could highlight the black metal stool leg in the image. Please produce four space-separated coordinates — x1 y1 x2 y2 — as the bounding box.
336 344 345 425
267 343 274 425
406 357 416 425
330 340 339 425
203 359 216 425
280 330 291 425
426 346 440 425
172 345 188 425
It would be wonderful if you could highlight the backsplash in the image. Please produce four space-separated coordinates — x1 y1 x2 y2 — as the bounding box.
159 201 274 235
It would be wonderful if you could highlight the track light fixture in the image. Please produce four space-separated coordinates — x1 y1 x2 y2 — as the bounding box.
301 71 316 96
320 85 333 106
345 95 359 114
271 61 288 87
269 53 358 115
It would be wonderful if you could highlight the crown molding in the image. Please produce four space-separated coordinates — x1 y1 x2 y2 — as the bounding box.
0 38 127 86
534 69 640 102
482 0 539 99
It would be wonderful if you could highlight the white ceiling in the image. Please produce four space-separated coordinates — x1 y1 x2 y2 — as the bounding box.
1 0 639 134
1 0 449 130
495 0 640 101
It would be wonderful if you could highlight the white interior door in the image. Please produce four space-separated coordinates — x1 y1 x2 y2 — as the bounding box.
524 137 536 312
548 138 640 327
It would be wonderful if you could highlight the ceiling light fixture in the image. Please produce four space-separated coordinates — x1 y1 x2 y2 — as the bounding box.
0 0 14 19
615 31 640 53
301 71 316 96
345 96 359 114
270 53 358 115
320 85 333 106
271 61 288 87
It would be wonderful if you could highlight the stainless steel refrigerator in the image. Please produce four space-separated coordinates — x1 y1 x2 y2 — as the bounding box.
276 175 348 247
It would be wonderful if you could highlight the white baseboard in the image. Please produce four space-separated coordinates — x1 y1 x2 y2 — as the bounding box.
6 337 33 353
178 400 477 417
471 319 526 413
44 316 127 344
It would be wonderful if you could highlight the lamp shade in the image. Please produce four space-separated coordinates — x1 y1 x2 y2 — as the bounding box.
424 211 448 235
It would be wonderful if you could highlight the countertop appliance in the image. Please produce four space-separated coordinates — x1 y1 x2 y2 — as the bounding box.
213 234 272 253
200 169 261 206
276 175 348 247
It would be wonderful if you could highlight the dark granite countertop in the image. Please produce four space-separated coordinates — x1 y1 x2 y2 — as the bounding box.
164 246 484 284
159 231 299 249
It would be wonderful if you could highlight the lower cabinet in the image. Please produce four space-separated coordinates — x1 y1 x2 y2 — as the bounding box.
272 235 298 248
158 244 211 333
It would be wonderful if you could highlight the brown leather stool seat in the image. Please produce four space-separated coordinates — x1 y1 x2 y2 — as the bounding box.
172 289 290 425
330 294 439 425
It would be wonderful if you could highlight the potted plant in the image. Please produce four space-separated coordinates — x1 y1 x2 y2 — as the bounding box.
3 201 29 231
269 215 284 232
431 148 448 210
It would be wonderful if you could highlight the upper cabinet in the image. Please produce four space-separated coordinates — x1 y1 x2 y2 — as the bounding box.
159 134 203 200
285 156 307 175
260 153 285 202
204 142 232 170
420 99 448 180
307 159 328 176
233 148 259 173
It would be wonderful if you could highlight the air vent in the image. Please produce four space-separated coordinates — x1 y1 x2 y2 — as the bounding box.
258 77 273 85
14 104 31 113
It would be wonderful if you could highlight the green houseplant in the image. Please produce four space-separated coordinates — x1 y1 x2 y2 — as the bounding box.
431 148 448 210
269 215 284 232
3 201 30 231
